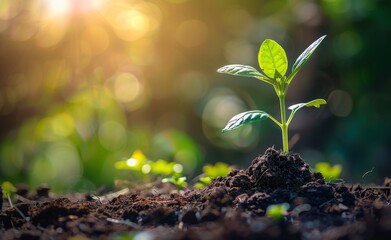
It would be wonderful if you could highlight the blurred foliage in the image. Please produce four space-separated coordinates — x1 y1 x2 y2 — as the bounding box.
0 0 390 191
202 162 231 179
194 162 231 188
314 162 342 181
1 181 16 197
266 203 289 220
115 149 184 182
162 175 187 190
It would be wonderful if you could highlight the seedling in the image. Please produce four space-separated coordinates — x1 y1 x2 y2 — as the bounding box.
195 162 231 189
266 203 289 220
203 162 231 179
1 181 29 222
115 150 148 172
218 36 327 153
1 181 17 207
314 162 342 181
162 174 187 192
194 176 212 189
115 150 183 176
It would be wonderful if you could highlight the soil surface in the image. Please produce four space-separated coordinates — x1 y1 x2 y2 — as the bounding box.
1 148 391 239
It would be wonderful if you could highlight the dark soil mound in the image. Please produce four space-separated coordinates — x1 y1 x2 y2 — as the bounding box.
1 148 391 239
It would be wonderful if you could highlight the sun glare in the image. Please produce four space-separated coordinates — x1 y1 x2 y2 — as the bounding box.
43 0 104 17
44 0 72 16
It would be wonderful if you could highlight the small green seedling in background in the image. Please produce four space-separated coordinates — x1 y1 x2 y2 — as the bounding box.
162 174 187 192
315 162 342 181
115 149 183 177
1 181 29 221
1 181 17 207
266 203 289 220
195 162 231 188
218 36 327 153
203 162 231 179
194 176 212 189
115 150 148 172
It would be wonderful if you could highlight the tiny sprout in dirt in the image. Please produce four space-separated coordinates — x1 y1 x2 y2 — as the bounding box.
194 177 212 189
1 181 28 221
218 36 327 153
1 181 16 198
115 150 183 177
1 181 17 208
162 175 187 191
315 162 342 181
195 162 231 189
266 203 289 220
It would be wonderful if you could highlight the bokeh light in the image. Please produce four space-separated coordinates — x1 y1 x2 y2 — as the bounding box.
327 89 353 117
202 88 259 149
110 2 161 42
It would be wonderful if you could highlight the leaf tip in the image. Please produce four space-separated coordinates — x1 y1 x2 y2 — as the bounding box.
222 125 231 132
216 66 225 73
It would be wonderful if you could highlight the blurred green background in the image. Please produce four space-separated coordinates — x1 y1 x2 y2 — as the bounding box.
0 0 390 192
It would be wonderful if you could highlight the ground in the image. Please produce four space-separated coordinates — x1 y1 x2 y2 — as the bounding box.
1 148 391 240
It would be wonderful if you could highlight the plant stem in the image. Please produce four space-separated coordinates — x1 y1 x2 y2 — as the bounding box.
278 94 289 153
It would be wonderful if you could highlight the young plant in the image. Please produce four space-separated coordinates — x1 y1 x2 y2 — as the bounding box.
1 181 29 222
115 150 183 177
314 162 342 181
162 174 187 192
218 36 327 153
194 162 231 189
266 203 289 220
1 181 17 207
203 162 231 179
194 176 212 189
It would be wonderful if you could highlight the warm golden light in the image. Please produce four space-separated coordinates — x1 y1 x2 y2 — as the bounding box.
43 0 72 17
114 73 142 103
175 19 208 47
42 0 105 17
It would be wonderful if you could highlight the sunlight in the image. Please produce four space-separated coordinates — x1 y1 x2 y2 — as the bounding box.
42 0 105 17
44 0 72 16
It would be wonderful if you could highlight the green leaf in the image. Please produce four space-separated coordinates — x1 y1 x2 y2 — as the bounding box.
199 176 212 185
258 39 288 79
162 175 187 189
1 181 16 196
222 110 270 132
288 99 327 112
287 35 326 84
151 159 174 175
287 99 327 125
194 182 206 189
203 162 231 178
217 64 274 85
266 203 289 220
315 162 342 181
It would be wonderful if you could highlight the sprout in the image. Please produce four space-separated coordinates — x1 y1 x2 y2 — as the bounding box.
202 162 231 179
1 181 29 222
194 176 212 189
218 36 327 153
266 203 289 220
1 181 16 197
314 162 342 181
162 175 187 191
115 150 183 178
195 162 231 188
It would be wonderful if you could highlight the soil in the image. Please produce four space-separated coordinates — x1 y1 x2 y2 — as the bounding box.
1 148 390 240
